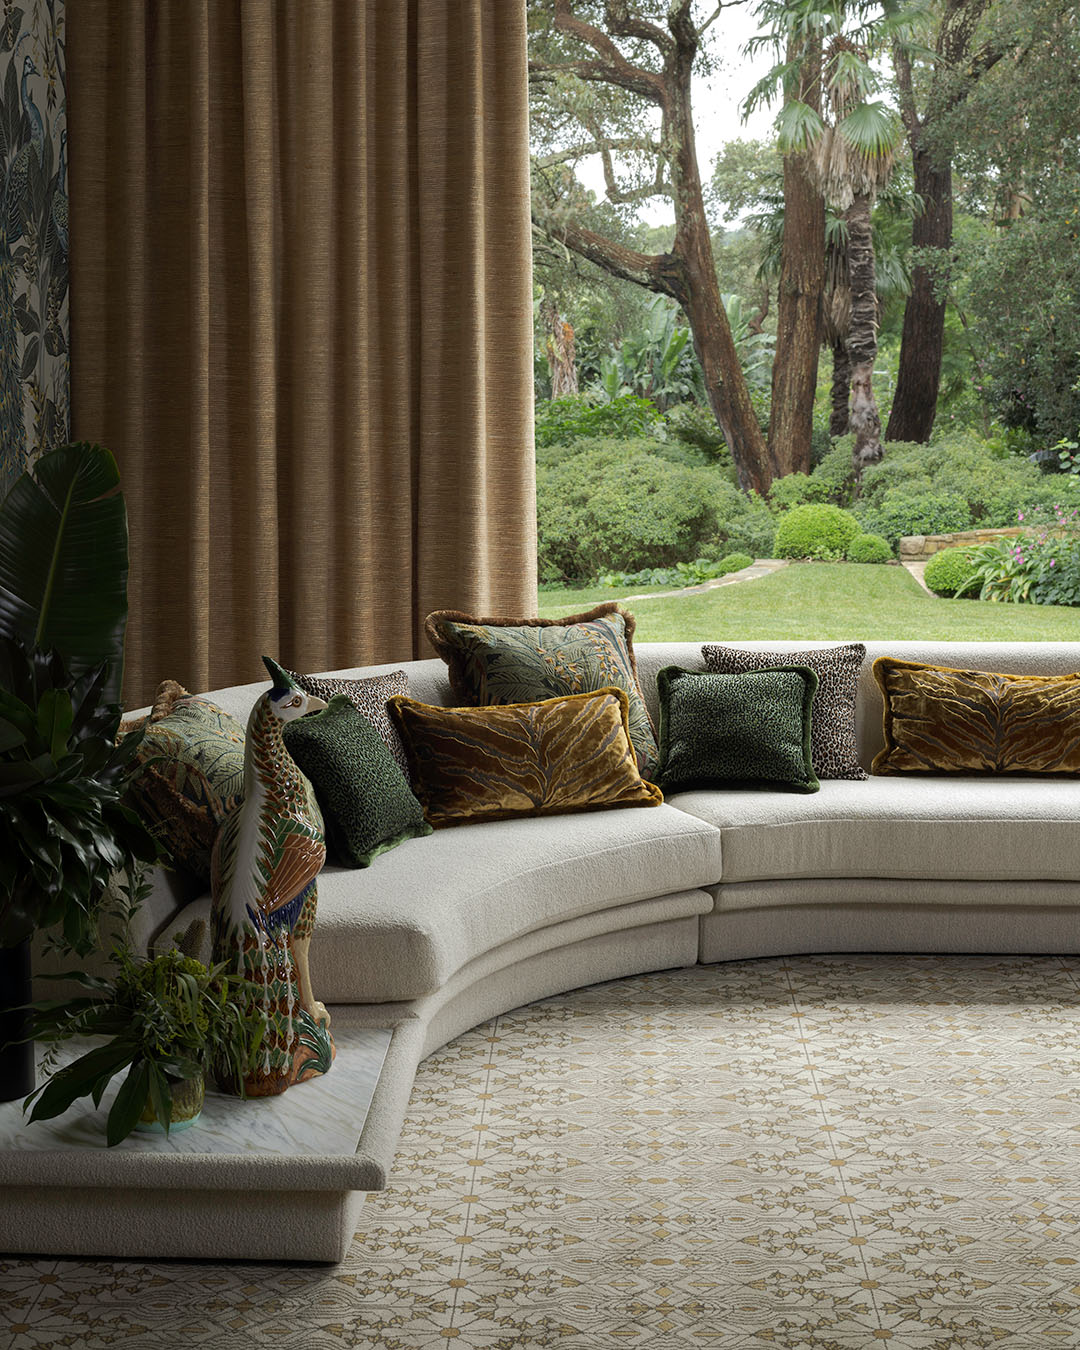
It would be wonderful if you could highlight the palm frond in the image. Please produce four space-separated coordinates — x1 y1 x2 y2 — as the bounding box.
837 101 902 160
775 99 825 154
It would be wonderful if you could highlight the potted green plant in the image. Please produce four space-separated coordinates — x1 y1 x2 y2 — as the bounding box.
0 444 161 1101
25 923 266 1144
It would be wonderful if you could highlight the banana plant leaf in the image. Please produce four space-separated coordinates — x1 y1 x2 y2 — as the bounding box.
0 444 128 706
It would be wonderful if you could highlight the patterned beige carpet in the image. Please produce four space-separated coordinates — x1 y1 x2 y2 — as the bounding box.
4 954 1080 1349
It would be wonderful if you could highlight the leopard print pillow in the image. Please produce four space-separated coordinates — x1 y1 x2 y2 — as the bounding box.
287 668 411 780
701 643 867 780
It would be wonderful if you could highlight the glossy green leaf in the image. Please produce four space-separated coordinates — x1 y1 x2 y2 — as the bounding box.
107 1058 151 1147
26 1038 137 1122
36 687 73 761
0 444 129 705
146 1063 173 1136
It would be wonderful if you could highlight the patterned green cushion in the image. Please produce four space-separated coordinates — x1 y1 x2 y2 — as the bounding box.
282 695 432 868
125 683 247 882
654 665 820 794
424 603 658 775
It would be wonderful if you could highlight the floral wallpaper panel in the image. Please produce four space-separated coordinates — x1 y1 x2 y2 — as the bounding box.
0 0 67 497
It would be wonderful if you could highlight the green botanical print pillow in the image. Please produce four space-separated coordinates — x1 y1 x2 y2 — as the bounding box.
124 683 247 882
282 695 431 868
654 665 820 794
424 603 658 775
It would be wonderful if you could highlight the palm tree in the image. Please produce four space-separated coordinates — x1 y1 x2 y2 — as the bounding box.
749 0 916 477
746 176 913 441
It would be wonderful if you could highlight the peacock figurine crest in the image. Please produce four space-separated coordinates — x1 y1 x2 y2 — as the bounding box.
211 657 334 1096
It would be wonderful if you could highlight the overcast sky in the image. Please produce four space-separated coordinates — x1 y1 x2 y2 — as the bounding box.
575 4 778 226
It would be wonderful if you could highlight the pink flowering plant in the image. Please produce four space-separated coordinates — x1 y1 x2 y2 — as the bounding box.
964 505 1080 607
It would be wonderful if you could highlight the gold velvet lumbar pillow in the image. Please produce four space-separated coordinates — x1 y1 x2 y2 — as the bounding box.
387 687 663 828
872 657 1080 775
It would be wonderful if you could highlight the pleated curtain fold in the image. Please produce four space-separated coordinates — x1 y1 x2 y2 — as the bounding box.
67 1 536 709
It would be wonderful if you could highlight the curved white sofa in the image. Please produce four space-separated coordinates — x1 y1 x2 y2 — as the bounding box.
12 638 1080 1262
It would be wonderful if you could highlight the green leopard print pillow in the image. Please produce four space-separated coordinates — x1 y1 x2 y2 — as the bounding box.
654 665 820 794
283 695 432 867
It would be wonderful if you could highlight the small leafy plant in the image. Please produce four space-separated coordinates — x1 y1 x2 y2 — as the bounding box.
25 933 266 1146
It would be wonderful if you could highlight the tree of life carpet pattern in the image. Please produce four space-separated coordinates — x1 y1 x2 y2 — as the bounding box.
4 954 1080 1349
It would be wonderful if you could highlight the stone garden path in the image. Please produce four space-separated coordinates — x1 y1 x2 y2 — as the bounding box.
619 557 788 603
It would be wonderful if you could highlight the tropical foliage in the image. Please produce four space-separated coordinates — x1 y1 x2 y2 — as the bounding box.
0 443 159 952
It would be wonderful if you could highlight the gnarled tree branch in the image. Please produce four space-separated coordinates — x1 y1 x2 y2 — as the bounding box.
531 204 671 293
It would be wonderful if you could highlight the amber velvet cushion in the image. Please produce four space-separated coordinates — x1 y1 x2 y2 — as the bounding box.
387 687 662 828
423 603 658 776
872 658 1080 774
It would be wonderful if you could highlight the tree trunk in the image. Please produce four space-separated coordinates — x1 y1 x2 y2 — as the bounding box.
830 338 851 437
667 57 771 495
844 195 883 475
887 0 1000 443
541 295 578 397
533 2 772 495
769 37 825 480
885 152 951 443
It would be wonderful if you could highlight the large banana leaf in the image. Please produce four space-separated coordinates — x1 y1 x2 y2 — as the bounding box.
0 444 128 705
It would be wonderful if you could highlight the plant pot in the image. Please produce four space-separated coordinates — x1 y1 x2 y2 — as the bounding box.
0 938 34 1103
136 1072 205 1133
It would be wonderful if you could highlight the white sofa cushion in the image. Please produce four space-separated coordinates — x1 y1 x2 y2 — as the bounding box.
161 804 722 1003
670 776 1080 883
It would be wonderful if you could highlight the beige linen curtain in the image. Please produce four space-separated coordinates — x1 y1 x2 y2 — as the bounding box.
67 2 536 709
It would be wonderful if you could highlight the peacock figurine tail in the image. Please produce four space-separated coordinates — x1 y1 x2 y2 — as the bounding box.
211 662 334 1097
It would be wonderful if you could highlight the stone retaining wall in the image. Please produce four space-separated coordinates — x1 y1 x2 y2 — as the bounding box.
898 526 1024 561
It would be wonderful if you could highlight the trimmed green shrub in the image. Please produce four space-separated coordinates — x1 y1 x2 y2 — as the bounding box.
923 547 979 598
723 494 775 560
846 533 893 563
769 440 856 511
854 429 1080 537
773 504 862 560
536 438 767 581
856 490 972 547
535 394 663 449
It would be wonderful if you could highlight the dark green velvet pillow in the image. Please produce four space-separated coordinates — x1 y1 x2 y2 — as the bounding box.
654 665 820 794
282 695 432 867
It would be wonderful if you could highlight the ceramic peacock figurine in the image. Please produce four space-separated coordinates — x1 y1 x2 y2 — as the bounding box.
211 658 334 1097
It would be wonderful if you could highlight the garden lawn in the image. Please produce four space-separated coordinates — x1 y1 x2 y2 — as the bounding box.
538 563 1080 642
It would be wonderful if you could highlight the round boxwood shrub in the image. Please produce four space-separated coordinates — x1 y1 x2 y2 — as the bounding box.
773 503 862 560
846 533 893 563
924 547 979 598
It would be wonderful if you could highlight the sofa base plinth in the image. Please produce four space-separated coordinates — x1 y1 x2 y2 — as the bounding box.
1 1184 366 1264
701 899 1080 963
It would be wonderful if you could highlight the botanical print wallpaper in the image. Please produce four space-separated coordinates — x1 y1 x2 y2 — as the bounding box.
0 0 66 496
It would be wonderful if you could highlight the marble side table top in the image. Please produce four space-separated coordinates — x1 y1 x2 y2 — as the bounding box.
0 1025 393 1192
